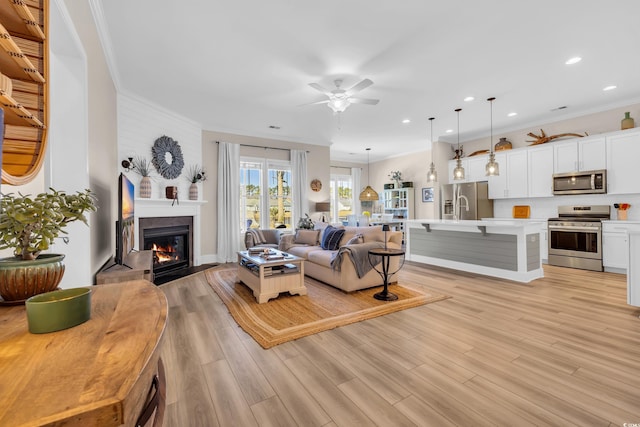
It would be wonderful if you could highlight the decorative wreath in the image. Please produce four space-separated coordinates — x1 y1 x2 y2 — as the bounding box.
151 135 184 179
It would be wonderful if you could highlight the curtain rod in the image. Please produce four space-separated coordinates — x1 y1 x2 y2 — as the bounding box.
216 141 309 153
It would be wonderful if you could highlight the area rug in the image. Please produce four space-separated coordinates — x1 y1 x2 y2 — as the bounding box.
204 266 449 349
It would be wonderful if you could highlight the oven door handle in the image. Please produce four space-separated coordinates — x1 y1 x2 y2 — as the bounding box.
548 225 600 232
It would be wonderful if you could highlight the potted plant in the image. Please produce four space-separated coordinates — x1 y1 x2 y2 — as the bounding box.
131 156 154 198
0 188 97 302
185 164 206 200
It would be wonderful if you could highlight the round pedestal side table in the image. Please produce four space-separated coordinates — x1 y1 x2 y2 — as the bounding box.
368 247 406 301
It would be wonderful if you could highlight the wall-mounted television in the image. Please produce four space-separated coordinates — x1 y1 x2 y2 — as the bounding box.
115 173 135 265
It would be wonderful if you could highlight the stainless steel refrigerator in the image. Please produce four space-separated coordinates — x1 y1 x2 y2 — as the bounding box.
441 181 494 220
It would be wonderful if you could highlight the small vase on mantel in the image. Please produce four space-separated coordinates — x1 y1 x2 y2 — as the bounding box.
140 176 152 198
189 182 198 201
621 112 635 130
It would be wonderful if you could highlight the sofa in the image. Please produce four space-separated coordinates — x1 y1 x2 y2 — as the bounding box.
279 225 403 292
244 228 283 249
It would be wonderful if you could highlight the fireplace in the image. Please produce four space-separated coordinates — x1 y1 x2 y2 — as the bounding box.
139 216 194 277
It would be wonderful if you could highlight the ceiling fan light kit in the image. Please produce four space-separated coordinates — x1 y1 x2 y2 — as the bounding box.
308 78 379 113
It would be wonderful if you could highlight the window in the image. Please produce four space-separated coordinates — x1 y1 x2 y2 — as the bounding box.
329 174 353 223
240 158 292 231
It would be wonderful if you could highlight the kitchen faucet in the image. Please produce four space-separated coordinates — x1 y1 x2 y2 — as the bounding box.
456 194 469 220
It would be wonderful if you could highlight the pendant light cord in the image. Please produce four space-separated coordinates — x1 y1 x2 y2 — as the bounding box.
455 108 461 152
487 97 495 154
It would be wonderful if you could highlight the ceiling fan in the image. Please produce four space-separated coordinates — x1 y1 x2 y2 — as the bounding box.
306 78 379 113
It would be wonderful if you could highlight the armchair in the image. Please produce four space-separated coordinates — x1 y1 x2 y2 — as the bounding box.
244 228 283 250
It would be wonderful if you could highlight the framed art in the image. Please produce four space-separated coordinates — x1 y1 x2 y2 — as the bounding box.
422 187 434 202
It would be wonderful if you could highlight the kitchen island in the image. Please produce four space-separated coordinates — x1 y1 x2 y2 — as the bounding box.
405 219 546 283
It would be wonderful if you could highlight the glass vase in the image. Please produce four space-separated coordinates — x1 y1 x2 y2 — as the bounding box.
621 112 634 130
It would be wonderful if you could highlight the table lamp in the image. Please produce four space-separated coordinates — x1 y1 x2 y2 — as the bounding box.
382 224 390 250
315 202 330 222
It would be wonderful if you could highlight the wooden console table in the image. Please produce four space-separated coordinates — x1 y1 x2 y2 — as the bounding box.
96 250 154 284
0 280 168 426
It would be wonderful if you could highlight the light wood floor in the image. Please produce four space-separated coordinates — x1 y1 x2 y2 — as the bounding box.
159 263 640 426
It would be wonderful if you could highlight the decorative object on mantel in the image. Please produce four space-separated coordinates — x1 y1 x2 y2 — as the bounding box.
151 135 184 179
130 157 154 198
527 129 588 145
165 186 179 206
495 137 513 151
0 189 97 302
621 112 634 130
186 164 206 200
310 179 322 192
614 203 631 220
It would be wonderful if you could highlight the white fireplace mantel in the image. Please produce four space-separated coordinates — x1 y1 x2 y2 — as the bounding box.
134 198 207 266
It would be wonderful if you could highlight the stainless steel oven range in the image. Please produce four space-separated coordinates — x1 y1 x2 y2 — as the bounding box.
548 205 610 271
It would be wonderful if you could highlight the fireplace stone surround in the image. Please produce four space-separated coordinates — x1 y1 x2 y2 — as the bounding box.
134 199 206 268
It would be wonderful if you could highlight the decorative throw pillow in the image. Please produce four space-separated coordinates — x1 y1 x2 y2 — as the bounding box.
295 229 320 245
321 226 345 251
345 233 364 245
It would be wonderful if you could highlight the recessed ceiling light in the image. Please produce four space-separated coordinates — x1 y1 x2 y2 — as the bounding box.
402 119 411 124
507 112 517 117
565 56 582 65
446 129 453 133
603 85 617 91
464 96 475 102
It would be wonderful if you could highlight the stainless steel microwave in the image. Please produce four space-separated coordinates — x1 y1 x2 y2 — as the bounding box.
552 169 607 195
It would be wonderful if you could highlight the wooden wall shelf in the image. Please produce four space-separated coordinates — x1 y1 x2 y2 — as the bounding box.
1 0 48 186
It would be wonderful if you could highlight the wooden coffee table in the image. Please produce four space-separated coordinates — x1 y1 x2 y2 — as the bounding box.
237 249 306 303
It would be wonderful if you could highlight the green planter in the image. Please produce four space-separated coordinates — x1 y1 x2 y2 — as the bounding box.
0 254 66 302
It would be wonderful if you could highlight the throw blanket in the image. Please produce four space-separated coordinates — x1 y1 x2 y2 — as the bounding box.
246 229 266 245
331 241 385 278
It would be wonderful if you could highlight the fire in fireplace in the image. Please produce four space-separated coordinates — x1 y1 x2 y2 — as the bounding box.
139 217 193 278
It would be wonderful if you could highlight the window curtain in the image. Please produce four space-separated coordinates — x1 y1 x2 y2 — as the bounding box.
217 142 240 262
291 149 308 225
351 167 361 216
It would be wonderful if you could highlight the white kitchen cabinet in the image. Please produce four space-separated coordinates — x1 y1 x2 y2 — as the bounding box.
606 129 640 195
628 232 640 307
602 222 640 272
467 156 489 182
527 144 554 197
488 150 528 199
553 136 606 173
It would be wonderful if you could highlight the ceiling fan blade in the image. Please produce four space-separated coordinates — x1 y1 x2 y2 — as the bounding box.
349 97 379 105
309 82 333 96
298 99 330 107
345 78 373 95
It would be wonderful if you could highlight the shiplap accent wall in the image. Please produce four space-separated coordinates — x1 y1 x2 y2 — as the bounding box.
117 93 203 200
409 228 518 271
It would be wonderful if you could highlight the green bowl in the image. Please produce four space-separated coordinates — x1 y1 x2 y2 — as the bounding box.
25 287 92 334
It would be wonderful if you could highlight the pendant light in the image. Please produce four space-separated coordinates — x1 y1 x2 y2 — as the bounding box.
485 97 500 176
426 117 438 183
359 148 379 201
452 108 465 181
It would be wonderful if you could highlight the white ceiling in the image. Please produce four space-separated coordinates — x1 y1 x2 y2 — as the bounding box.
95 0 640 163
